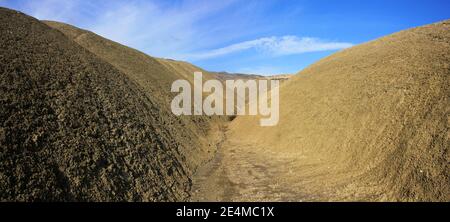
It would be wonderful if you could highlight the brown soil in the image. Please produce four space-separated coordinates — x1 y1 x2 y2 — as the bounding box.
44 21 225 170
198 19 450 201
0 7 220 201
1 7 448 202
191 125 313 201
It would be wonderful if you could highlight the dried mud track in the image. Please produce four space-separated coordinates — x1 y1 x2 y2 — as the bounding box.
190 125 310 202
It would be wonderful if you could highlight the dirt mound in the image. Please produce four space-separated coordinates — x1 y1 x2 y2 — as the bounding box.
44 21 224 169
2 6 448 202
0 8 217 201
228 20 450 201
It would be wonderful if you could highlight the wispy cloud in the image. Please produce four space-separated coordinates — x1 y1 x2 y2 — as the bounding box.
24 0 77 22
0 0 355 74
86 0 241 57
14 0 242 58
181 36 353 60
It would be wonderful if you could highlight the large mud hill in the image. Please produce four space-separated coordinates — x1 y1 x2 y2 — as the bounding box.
230 20 450 201
0 8 213 201
44 21 221 135
44 21 223 171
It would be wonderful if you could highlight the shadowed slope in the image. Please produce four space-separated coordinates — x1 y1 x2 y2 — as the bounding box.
0 8 215 201
44 21 223 157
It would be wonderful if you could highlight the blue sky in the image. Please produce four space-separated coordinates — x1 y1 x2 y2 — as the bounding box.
1 0 449 75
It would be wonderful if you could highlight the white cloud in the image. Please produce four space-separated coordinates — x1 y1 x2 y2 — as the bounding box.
86 1 240 57
182 36 353 60
23 0 80 22
17 0 241 58
6 0 354 67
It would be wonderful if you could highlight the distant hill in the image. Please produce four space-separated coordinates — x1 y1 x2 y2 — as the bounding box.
211 71 292 82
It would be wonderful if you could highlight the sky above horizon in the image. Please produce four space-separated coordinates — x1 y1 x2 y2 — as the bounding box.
1 0 449 75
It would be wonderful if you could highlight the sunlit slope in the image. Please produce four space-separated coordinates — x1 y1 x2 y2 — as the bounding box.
229 20 450 201
0 8 212 201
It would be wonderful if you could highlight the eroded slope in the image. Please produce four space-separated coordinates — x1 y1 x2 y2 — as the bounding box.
227 20 450 201
0 8 212 201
